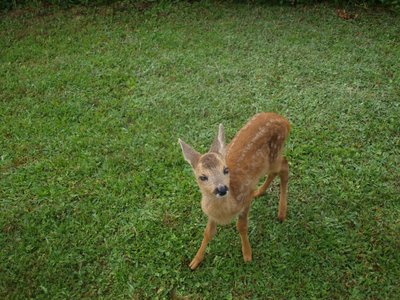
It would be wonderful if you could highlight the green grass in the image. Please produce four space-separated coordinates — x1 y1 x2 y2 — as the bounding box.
1 1 399 298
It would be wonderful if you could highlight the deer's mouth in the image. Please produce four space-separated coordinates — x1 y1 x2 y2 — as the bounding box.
214 185 229 197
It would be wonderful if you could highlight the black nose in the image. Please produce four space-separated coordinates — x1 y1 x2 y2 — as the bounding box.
215 185 228 196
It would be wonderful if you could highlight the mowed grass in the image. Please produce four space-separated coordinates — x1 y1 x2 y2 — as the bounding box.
1 1 399 298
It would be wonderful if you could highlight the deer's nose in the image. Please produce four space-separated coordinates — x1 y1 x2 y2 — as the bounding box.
215 184 228 197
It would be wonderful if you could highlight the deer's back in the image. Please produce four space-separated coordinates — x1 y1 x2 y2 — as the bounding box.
226 112 290 201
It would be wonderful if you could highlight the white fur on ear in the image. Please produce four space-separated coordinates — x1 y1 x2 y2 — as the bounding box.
218 124 225 154
210 124 225 155
179 138 200 168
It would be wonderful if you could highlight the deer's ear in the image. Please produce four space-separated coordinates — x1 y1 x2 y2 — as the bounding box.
209 124 225 156
179 139 200 168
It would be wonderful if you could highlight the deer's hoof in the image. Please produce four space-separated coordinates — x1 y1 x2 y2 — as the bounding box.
189 257 202 270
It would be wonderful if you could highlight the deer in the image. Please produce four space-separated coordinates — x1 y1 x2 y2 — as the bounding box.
178 112 290 270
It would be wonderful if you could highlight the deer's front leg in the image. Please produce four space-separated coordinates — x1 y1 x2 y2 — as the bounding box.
237 206 252 262
189 219 217 270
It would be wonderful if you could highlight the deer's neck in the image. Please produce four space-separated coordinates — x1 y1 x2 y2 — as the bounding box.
201 192 243 225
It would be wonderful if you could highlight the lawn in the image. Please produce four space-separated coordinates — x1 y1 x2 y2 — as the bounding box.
0 1 399 298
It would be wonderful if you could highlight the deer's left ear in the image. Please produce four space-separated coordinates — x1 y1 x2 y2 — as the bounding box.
209 124 225 156
179 138 201 168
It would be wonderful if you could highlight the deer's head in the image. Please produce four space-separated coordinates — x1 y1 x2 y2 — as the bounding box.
179 124 230 198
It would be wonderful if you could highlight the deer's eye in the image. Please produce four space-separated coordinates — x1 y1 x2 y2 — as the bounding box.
223 167 229 175
199 175 208 181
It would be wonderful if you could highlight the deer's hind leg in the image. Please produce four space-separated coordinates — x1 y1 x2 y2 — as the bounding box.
253 157 289 222
253 173 277 198
277 157 289 222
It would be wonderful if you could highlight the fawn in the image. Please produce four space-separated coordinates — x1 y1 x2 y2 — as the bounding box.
179 112 290 270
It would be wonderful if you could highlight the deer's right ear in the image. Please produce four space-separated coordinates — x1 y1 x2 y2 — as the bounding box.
179 139 200 168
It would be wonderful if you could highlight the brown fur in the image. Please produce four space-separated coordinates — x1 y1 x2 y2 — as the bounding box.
179 112 290 270
200 153 220 169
